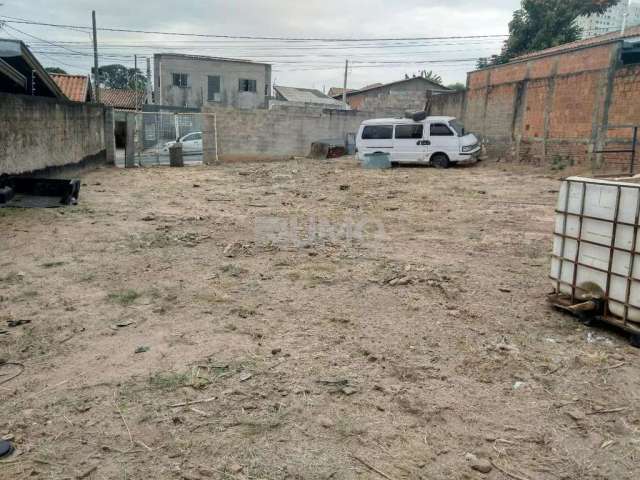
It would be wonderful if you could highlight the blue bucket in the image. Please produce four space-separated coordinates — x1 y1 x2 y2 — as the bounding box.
362 152 392 169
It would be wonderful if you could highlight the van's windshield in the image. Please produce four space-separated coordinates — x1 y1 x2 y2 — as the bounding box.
449 120 466 137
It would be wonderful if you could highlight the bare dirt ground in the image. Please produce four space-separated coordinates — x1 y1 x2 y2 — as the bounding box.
1 158 638 480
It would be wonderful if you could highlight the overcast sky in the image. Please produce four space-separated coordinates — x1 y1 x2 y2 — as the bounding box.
1 0 523 89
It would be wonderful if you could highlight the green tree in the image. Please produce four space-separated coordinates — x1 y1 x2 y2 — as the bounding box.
93 64 147 90
446 82 466 91
479 0 620 68
45 67 67 74
406 70 444 84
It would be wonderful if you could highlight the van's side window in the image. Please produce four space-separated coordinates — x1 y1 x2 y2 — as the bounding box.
395 125 423 139
362 125 393 140
430 123 454 136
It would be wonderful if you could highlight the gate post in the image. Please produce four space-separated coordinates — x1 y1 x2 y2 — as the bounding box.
124 112 136 168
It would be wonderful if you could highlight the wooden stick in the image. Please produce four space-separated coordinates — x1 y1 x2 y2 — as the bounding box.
114 393 133 447
168 396 217 408
76 465 98 479
587 407 627 415
352 455 398 480
490 461 532 480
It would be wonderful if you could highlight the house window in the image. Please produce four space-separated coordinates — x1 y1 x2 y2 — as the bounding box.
172 73 189 88
208 75 221 102
239 79 257 93
622 41 640 65
361 125 393 140
395 124 423 139
430 123 454 136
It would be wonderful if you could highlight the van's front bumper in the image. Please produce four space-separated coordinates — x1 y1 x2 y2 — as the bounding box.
456 148 481 164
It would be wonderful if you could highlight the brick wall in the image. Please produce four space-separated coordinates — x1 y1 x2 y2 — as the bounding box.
430 91 465 118
449 40 640 169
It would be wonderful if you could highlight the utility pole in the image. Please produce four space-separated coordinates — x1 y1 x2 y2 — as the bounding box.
622 0 631 35
134 54 139 110
146 57 152 104
342 59 349 107
92 10 100 103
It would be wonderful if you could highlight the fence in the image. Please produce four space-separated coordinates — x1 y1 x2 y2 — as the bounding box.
122 112 217 167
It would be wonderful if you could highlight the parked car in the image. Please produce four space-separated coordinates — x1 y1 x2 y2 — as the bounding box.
356 116 480 168
162 131 203 155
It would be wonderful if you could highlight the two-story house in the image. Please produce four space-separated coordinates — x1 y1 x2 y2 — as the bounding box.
153 53 271 109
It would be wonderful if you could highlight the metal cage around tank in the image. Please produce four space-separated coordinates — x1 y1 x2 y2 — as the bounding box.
549 176 640 337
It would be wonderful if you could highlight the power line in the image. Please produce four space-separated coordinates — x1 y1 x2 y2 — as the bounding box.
0 16 507 42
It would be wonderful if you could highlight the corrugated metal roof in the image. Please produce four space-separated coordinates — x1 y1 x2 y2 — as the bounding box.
327 87 356 97
274 85 344 105
50 74 90 102
99 87 145 110
331 77 449 99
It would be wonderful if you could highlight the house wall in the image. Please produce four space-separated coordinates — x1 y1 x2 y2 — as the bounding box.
0 93 112 175
202 105 378 162
430 91 466 119
346 78 442 115
154 55 271 110
444 41 640 167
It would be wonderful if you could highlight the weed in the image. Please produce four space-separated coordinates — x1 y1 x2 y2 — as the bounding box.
1 271 24 284
107 289 141 306
149 371 190 390
550 155 574 171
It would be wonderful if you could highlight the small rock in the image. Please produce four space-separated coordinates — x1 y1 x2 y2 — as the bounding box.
223 242 240 258
238 372 253 382
228 463 243 474
465 453 492 474
341 386 358 396
566 408 586 422
317 416 334 428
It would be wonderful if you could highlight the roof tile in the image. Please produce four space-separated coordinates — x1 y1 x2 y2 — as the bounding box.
98 88 145 110
50 73 89 102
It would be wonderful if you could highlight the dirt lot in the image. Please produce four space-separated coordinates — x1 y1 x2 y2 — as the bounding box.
1 158 638 480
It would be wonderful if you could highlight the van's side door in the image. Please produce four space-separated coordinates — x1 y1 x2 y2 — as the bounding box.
359 124 394 158
393 123 427 163
426 122 459 159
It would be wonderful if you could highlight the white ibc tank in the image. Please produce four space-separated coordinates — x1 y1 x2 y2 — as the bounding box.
551 176 640 323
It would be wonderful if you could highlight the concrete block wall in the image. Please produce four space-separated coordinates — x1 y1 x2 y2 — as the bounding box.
442 41 640 168
0 93 111 175
202 105 378 161
430 91 465 119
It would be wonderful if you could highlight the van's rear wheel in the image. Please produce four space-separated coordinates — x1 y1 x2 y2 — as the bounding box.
431 153 450 169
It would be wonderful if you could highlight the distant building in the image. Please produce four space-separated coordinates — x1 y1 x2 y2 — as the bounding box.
575 2 640 39
50 74 93 102
98 88 145 111
327 87 356 97
153 53 272 110
0 39 64 98
272 85 346 109
331 77 450 113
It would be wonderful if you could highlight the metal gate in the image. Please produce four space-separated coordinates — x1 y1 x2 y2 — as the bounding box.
127 112 217 167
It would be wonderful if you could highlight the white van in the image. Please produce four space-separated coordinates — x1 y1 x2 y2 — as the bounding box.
356 116 480 168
